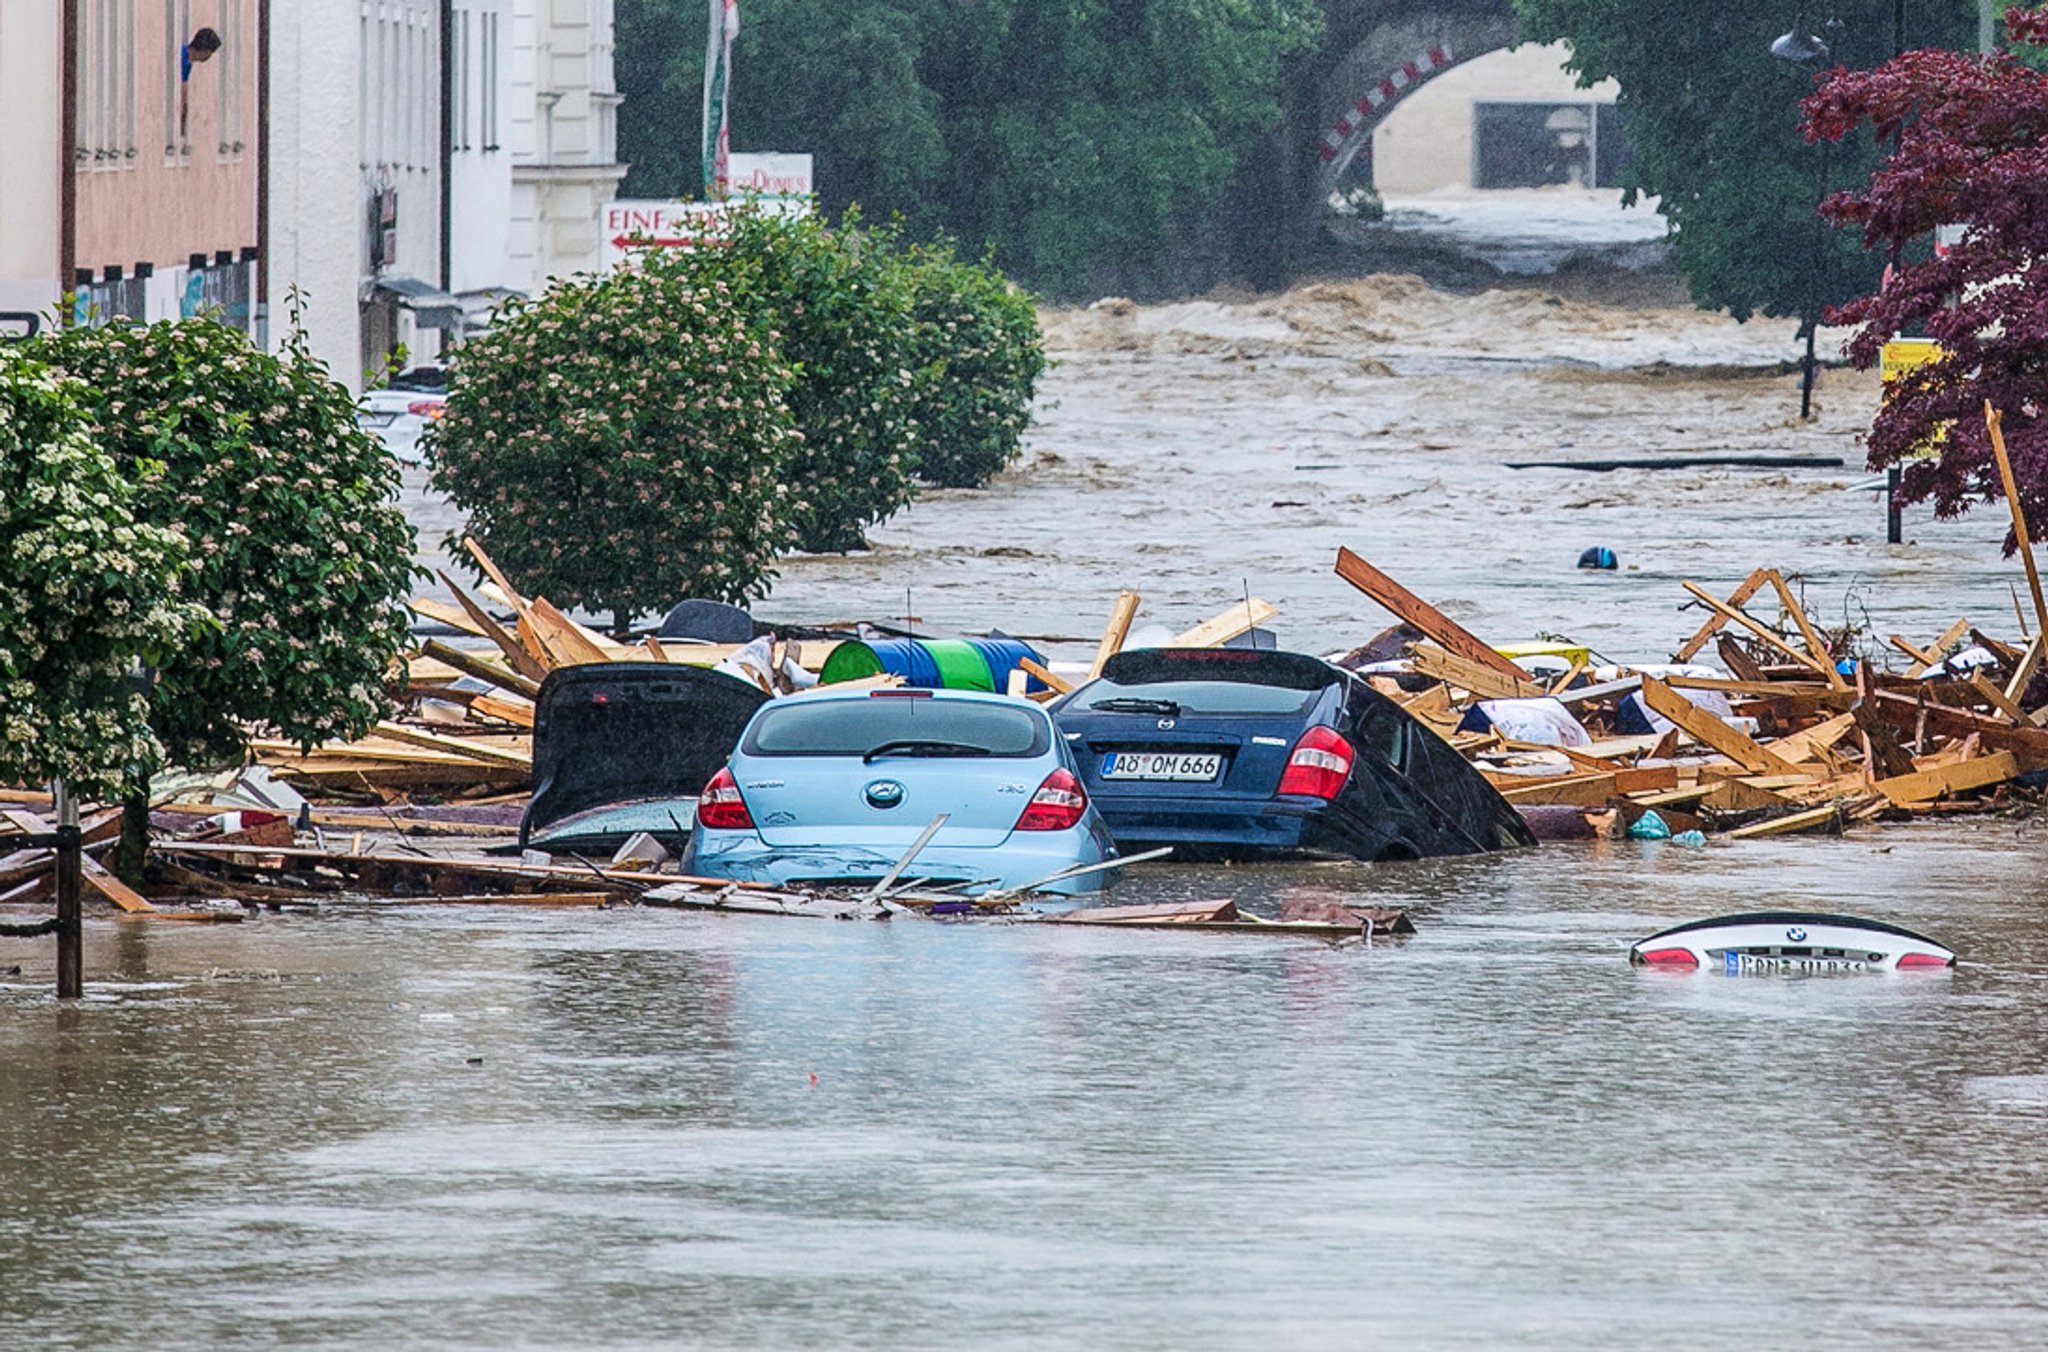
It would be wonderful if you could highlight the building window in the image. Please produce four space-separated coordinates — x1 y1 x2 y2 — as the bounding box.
481 10 498 150
78 0 139 169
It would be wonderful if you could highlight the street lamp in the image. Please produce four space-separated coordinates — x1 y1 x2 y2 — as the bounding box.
1770 10 1843 423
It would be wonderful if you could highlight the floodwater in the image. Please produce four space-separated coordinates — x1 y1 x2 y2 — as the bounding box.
5 827 2048 1347
9 278 2044 1348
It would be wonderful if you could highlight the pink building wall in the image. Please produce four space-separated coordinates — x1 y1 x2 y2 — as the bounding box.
71 0 260 279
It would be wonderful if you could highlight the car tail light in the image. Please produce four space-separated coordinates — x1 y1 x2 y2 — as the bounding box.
696 767 754 831
1634 947 1700 969
1276 726 1355 800
1015 768 1087 832
408 400 445 419
1896 952 1953 970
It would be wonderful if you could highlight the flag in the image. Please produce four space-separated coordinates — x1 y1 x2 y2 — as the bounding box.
703 0 739 195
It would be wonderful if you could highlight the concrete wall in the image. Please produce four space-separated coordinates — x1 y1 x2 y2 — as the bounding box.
72 0 260 283
1373 42 1618 193
266 3 363 388
0 0 62 316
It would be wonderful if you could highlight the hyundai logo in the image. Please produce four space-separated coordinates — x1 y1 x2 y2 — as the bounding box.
864 779 906 809
1786 926 1808 943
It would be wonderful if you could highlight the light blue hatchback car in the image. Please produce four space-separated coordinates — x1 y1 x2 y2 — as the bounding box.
683 687 1116 895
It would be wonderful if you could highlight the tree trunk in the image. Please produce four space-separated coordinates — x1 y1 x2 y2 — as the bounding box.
113 780 151 887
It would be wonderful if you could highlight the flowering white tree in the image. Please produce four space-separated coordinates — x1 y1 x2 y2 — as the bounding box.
0 348 198 798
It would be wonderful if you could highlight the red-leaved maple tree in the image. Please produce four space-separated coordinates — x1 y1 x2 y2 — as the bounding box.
1804 6 2048 547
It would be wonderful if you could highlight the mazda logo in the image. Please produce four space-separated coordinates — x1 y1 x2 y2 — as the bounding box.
1157 718 1176 730
864 779 906 809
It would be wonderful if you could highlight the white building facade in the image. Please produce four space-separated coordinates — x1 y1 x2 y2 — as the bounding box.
508 0 626 291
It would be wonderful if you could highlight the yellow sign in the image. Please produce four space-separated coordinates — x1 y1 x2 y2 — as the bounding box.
1880 338 1944 461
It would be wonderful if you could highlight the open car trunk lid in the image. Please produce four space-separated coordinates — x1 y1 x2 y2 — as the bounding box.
521 662 768 847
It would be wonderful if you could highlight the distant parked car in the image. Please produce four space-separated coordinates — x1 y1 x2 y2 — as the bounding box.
1051 647 1536 863
685 687 1116 894
357 366 448 465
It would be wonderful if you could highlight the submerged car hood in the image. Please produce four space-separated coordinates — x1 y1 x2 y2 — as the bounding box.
521 662 768 847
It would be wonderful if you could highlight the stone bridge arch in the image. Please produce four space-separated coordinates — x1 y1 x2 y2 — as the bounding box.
1309 8 1520 206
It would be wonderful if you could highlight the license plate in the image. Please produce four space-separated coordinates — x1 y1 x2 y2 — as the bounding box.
1101 751 1224 782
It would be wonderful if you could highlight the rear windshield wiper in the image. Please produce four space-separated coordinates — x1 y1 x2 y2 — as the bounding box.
1087 697 1182 716
861 739 994 763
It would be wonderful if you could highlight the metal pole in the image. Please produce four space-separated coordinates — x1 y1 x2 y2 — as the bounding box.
1886 465 1903 543
1981 0 1996 54
53 781 82 1000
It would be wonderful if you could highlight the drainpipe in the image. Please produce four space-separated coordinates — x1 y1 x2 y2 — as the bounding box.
59 0 79 314
256 0 270 345
439 0 452 293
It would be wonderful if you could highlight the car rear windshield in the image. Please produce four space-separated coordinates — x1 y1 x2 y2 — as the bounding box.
1079 650 1335 716
743 696 1051 757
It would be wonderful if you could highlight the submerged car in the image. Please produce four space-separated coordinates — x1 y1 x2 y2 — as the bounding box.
520 662 769 853
684 687 1115 894
1051 647 1536 863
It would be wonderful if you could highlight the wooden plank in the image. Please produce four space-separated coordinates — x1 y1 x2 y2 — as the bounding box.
1679 581 1834 678
641 636 671 663
409 596 487 638
447 557 551 682
79 855 157 913
1640 676 1796 774
1716 634 1766 683
2002 632 2043 707
1874 751 2022 807
1703 779 1796 813
1054 899 1238 925
1499 773 1618 807
418 639 543 699
1850 695 1919 780
1765 571 1848 688
1409 644 1544 701
1725 804 1847 840
1333 547 1528 680
1664 674 1831 698
1169 597 1277 649
1904 618 1971 678
1986 402 2048 637
790 673 903 695
1889 634 1941 668
1771 711 1856 764
1673 568 1769 662
1969 672 2028 723
1090 591 1142 678
469 694 537 729
1017 658 1073 694
526 597 615 667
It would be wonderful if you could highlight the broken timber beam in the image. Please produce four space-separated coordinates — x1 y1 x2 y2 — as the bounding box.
1639 676 1796 775
1090 591 1141 677
1679 581 1834 679
1333 547 1529 681
1764 571 1848 688
1673 569 1769 662
1169 597 1277 648
1873 750 2023 807
1409 644 1544 701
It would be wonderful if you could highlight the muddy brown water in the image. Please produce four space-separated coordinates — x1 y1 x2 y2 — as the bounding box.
7 279 2045 1348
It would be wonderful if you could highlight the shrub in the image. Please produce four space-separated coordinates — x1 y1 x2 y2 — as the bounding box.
660 206 921 552
34 318 418 767
429 265 801 626
0 347 198 799
899 240 1045 489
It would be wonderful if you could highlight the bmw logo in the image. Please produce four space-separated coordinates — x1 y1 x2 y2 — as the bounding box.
864 779 906 809
1786 926 1808 943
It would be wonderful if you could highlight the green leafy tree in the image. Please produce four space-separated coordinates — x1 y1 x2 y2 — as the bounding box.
899 239 1047 488
615 0 1322 297
429 262 802 627
0 348 198 801
35 318 417 872
660 206 922 552
1513 0 1977 323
